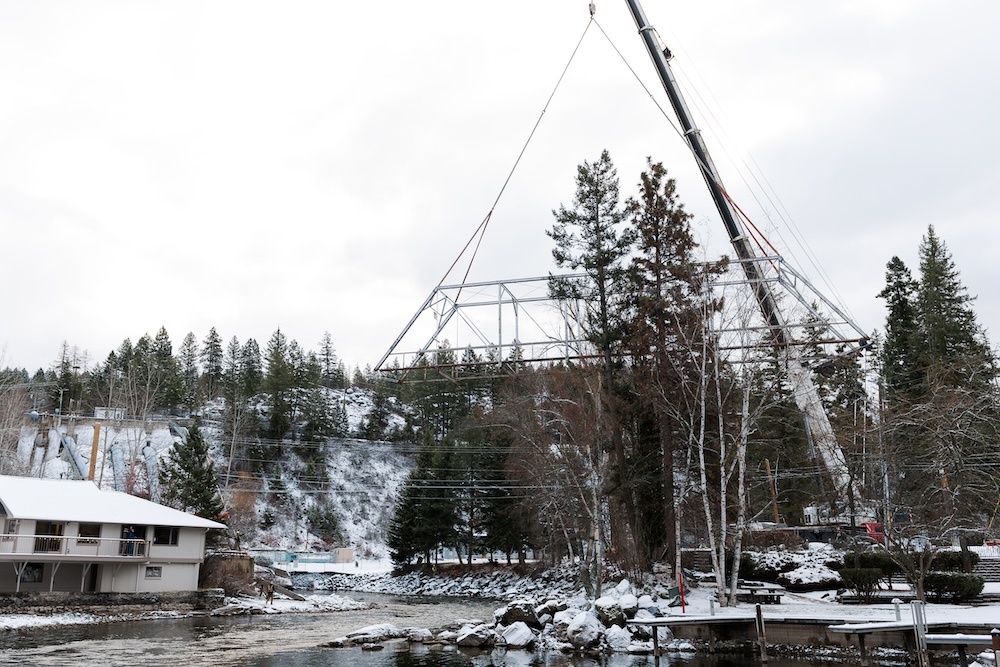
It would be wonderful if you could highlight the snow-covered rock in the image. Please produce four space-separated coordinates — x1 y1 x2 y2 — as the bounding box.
593 595 626 627
499 599 542 629
501 621 536 648
407 628 433 642
456 623 496 647
552 607 582 628
346 623 402 643
618 593 638 618
604 624 632 651
566 611 603 649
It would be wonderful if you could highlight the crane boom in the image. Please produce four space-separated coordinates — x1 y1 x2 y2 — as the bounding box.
623 0 854 499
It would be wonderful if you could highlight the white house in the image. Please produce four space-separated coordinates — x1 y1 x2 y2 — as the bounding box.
0 475 226 594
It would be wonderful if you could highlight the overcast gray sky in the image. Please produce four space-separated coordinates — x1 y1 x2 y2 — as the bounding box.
2 1 998 374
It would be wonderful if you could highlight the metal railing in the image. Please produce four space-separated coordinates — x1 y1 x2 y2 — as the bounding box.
0 533 149 558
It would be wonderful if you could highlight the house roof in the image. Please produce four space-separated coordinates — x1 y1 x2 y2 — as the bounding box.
0 476 227 530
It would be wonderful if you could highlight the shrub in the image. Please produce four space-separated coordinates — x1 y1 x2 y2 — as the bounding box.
840 568 883 603
923 571 984 602
743 530 806 550
932 550 980 572
744 553 798 582
306 503 342 544
840 550 899 588
721 551 760 580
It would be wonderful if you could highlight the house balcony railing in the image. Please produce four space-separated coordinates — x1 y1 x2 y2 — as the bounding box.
0 534 149 559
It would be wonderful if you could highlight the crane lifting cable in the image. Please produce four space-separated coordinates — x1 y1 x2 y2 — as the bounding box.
437 13 596 294
591 14 784 266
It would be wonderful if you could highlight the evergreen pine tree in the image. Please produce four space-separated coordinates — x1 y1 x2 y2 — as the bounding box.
878 256 922 399
388 476 421 566
916 225 993 386
319 332 344 389
547 149 636 584
880 225 1000 534
262 329 295 442
241 339 263 397
624 157 721 572
152 327 182 412
160 422 225 521
178 332 200 414
200 327 224 400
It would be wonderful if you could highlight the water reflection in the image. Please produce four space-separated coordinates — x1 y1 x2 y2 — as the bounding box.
243 643 838 667
0 592 856 667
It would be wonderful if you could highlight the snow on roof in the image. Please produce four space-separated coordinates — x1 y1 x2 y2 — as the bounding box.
0 476 226 530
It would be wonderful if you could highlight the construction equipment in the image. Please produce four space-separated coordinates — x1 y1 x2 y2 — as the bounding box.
624 0 868 512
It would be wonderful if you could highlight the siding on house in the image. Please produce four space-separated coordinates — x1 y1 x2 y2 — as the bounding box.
0 476 225 594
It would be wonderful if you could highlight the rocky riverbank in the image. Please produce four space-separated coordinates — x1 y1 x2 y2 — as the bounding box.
301 566 692 655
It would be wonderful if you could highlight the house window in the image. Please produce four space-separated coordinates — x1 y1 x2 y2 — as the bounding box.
77 523 101 545
144 566 162 579
20 563 43 583
2 519 17 540
153 526 179 546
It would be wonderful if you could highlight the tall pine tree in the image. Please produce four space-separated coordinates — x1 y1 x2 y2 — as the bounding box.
160 421 225 522
880 225 1000 536
547 149 635 590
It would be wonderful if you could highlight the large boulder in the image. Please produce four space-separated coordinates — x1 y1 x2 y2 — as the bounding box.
553 608 583 628
604 624 632 652
500 599 542 629
501 621 536 648
566 611 604 649
534 599 568 617
618 593 639 618
456 624 496 648
594 596 626 628
406 628 433 643
346 623 400 643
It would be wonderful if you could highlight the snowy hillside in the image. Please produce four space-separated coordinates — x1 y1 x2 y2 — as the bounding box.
14 386 414 559
248 438 413 558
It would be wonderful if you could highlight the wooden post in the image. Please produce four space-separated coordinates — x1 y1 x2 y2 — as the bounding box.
991 628 1000 667
755 603 768 663
88 423 101 481
957 644 970 667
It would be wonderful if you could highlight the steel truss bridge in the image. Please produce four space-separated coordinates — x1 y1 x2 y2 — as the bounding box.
375 254 869 383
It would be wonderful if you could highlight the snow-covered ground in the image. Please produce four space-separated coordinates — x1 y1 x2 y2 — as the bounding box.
0 592 370 631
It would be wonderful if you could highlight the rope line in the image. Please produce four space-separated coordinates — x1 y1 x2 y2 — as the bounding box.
438 16 595 293
592 18 781 269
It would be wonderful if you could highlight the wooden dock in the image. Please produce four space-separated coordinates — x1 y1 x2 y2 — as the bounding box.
628 611 1000 665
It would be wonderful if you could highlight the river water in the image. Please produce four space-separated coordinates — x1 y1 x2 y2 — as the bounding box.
0 594 849 667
